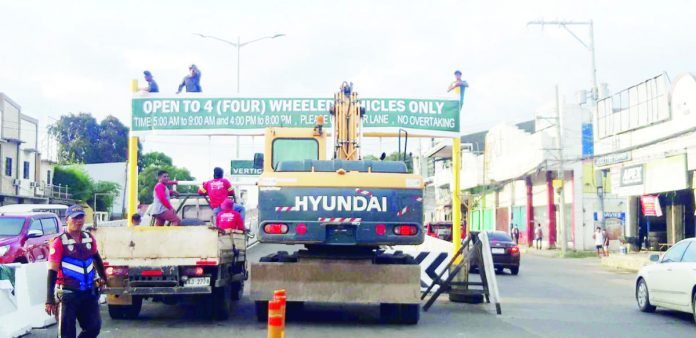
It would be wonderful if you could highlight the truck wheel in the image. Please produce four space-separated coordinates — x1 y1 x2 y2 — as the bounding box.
380 303 420 324
255 301 268 322
230 281 244 301
399 304 420 325
510 267 519 275
212 286 231 320
108 296 142 319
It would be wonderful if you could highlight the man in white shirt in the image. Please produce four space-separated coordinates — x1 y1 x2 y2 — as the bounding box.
593 226 605 257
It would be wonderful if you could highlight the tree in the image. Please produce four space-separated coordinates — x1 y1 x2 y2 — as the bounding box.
138 164 196 205
96 116 129 163
92 181 120 212
139 152 173 170
49 113 131 164
52 166 120 211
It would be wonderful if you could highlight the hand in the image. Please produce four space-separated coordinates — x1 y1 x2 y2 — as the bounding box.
45 303 58 317
97 278 107 292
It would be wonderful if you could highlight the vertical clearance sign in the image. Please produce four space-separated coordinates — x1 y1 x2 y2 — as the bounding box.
131 97 460 137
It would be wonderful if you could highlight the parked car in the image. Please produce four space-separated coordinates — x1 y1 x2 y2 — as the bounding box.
635 238 696 323
426 222 466 242
471 231 521 275
0 213 63 264
0 203 95 227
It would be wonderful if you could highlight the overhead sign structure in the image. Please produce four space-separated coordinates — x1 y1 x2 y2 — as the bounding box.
230 160 262 176
132 97 461 137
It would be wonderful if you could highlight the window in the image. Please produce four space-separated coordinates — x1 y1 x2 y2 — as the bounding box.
23 161 29 179
661 240 690 263
47 170 52 185
271 138 319 170
182 205 213 221
40 218 59 235
0 218 26 236
487 232 513 242
5 158 11 176
29 219 44 235
680 242 696 263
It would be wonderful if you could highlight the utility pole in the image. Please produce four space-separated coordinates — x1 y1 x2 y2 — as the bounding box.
527 20 599 101
554 85 568 255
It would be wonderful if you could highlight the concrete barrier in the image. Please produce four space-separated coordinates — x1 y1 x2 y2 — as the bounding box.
0 265 32 338
13 261 56 329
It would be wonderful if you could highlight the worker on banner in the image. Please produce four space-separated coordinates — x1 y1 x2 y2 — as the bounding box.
447 70 468 108
45 205 107 338
198 167 245 220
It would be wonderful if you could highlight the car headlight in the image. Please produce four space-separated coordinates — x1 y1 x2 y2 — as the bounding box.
0 245 10 257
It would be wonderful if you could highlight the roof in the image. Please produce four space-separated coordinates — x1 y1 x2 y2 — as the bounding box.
0 204 68 212
0 211 59 218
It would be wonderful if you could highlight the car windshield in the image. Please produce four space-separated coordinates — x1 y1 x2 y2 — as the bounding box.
0 217 25 236
487 232 512 242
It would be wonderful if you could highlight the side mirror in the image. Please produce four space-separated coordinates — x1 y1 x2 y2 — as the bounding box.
27 229 43 238
649 254 660 262
253 153 264 169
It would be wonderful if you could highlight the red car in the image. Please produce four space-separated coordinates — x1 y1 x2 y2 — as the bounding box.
426 222 466 242
0 213 63 264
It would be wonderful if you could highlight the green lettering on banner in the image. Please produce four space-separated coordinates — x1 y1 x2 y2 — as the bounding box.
132 97 461 136
230 160 262 176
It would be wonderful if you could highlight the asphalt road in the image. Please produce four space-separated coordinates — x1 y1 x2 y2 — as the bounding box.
30 245 695 338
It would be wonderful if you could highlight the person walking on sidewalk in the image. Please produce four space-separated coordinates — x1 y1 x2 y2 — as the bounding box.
534 223 543 250
602 227 610 257
593 226 605 257
45 205 107 338
512 225 520 245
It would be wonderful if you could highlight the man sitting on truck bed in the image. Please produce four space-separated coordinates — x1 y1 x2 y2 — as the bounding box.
215 199 245 231
198 167 245 219
152 170 180 226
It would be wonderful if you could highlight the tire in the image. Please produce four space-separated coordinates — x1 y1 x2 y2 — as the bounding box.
230 281 243 301
510 266 519 275
692 290 696 324
636 278 656 313
399 304 420 325
495 267 503 274
108 296 143 319
211 286 231 320
255 301 268 322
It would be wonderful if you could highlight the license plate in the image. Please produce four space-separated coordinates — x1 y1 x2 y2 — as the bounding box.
491 248 505 254
184 277 210 287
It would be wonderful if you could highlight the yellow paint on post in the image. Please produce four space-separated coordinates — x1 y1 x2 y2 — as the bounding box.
452 137 462 257
128 79 139 227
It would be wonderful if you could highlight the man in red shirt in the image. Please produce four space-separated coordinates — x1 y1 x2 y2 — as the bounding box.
152 170 180 226
45 205 107 338
215 199 245 231
198 167 245 219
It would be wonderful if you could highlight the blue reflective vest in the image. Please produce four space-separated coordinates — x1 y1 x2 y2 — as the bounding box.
58 231 96 291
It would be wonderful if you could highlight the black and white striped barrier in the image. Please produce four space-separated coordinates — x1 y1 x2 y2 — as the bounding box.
391 235 454 291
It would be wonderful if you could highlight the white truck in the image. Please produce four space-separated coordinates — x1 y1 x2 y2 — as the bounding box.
96 195 248 320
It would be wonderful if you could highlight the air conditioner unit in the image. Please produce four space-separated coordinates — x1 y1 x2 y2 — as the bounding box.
12 179 20 187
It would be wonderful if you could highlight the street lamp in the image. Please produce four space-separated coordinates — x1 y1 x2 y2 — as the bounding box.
193 33 286 93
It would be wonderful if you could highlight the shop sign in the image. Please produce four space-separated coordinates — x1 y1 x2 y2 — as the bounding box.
640 195 663 217
620 165 643 186
594 152 631 167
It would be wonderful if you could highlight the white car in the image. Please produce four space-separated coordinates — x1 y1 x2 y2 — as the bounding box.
635 238 696 323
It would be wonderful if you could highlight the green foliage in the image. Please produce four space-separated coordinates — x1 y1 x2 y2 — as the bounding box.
49 113 130 164
139 152 173 170
52 166 120 211
137 160 196 204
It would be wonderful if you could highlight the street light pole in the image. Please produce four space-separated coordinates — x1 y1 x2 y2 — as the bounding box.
527 20 599 101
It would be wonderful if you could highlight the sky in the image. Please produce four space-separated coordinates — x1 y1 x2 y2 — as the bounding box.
0 0 694 180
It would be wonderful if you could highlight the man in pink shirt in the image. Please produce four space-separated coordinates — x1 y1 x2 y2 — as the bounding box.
152 170 180 226
215 199 245 231
198 167 245 219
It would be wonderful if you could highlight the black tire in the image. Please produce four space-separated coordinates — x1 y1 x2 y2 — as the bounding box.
636 278 656 313
211 286 231 320
286 301 304 321
510 266 519 275
495 267 503 274
108 296 143 319
255 301 268 322
399 304 420 325
230 281 243 301
692 291 696 324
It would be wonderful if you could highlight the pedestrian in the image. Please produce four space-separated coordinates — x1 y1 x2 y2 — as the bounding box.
535 223 543 250
45 204 107 338
140 70 159 93
151 170 181 226
512 225 520 245
198 167 245 220
602 227 610 257
176 64 202 93
593 226 605 257
215 199 245 231
131 213 141 226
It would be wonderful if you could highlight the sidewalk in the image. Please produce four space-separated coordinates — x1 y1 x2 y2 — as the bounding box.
520 247 562 258
600 251 653 272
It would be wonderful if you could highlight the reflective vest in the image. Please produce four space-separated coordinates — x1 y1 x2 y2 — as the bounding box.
59 231 96 291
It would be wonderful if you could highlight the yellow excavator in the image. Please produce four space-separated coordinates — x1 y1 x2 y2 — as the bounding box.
251 82 424 324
